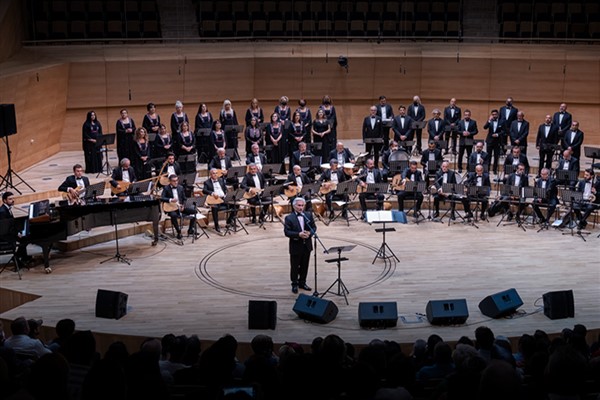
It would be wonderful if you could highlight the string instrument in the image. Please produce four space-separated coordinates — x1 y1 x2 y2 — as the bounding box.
215 169 227 178
284 184 301 198
391 174 406 191
204 194 224 206
243 187 264 199
62 186 84 205
354 172 369 193
319 181 337 195
155 160 170 186
110 180 131 195
343 163 356 176
162 200 182 213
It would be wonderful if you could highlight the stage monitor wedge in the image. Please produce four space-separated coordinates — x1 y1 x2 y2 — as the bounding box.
95 289 128 319
426 299 468 325
478 288 523 318
293 294 338 324
248 300 277 330
543 290 574 320
359 302 398 328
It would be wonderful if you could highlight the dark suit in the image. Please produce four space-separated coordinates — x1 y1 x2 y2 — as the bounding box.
396 167 424 212
407 103 426 151
463 172 491 215
109 167 137 195
0 204 28 260
319 169 347 214
391 115 414 150
420 148 443 176
358 167 385 213
552 111 572 136
241 172 270 220
209 155 233 171
376 104 394 121
498 106 518 138
163 161 182 177
161 184 196 234
290 150 315 177
284 211 316 287
456 118 478 171
285 172 313 210
433 169 459 214
329 148 354 165
362 115 384 165
509 119 530 155
532 177 559 222
574 178 600 227
57 175 91 193
443 105 461 151
504 154 530 175
468 150 490 171
484 118 506 173
203 177 236 229
426 118 447 143
488 171 528 218
245 152 268 167
536 123 560 171
556 157 580 188
561 129 584 160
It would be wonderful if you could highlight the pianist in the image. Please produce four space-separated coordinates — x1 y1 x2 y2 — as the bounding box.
0 191 32 266
58 164 90 203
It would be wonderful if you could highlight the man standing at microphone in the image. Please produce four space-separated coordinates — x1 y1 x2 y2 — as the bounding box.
284 197 316 294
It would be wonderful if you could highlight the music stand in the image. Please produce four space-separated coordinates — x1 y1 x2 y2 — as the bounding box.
299 155 321 176
366 210 403 264
129 180 153 196
555 170 578 188
321 245 356 305
261 184 284 225
330 180 359 223
440 183 465 225
497 185 526 231
223 188 248 235
433 139 447 151
559 189 589 241
444 124 460 151
177 153 197 174
195 128 212 163
224 125 244 160
96 133 115 178
262 163 285 178
528 186 550 231
467 185 490 225
182 197 208 242
584 146 600 172
363 137 384 159
389 160 409 175
226 165 247 185
397 140 414 151
309 142 322 154
404 180 427 224
100 199 132 265
84 181 107 203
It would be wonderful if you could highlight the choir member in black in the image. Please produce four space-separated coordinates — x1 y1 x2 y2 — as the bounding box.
58 164 90 203
561 121 585 160
241 164 270 224
274 96 292 123
531 168 559 225
296 99 312 136
245 143 267 171
499 97 518 151
426 109 447 145
245 98 265 128
462 164 491 219
153 124 173 159
210 120 226 159
407 95 426 154
329 141 355 166
116 108 136 161
82 110 103 173
219 99 239 157
109 158 136 196
456 109 478 173
509 111 529 156
245 117 263 155
284 197 315 293
443 98 461 155
432 161 460 219
209 148 238 189
488 163 529 220
319 95 337 148
358 158 385 219
420 140 443 177
266 112 286 166
194 103 214 158
160 174 197 239
203 168 237 233
484 109 505 174
142 102 161 140
362 106 384 166
552 103 572 137
574 169 600 229
376 96 394 145
175 121 196 157
132 127 151 179
170 100 189 137
0 191 30 265
391 105 414 151
288 111 307 162
395 161 424 214
319 159 348 219
311 108 332 163
284 164 313 211
535 114 560 173
381 141 399 181
163 153 182 178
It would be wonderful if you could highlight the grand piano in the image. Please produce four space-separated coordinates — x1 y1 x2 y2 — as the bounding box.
25 195 160 268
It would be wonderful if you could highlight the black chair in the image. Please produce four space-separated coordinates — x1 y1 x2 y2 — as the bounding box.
0 224 22 280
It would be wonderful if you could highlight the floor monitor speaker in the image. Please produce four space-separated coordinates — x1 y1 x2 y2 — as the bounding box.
293 294 338 324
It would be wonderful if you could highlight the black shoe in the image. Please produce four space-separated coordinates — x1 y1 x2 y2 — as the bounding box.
176 232 182 239
329 212 335 219
432 211 439 219
151 238 158 246
300 283 312 291
251 217 257 224
450 213 456 221
465 212 473 219
506 212 514 222
292 285 298 294
215 226 221 233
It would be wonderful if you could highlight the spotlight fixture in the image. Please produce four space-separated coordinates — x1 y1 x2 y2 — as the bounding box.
337 55 348 72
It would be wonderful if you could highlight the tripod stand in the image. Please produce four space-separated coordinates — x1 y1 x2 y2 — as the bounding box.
366 211 400 264
100 208 131 265
224 189 248 235
404 180 426 224
321 245 355 305
96 133 115 178
560 190 590 241
0 135 35 194
439 183 465 225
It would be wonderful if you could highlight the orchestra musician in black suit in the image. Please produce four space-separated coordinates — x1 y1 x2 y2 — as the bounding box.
556 149 580 189
318 159 348 219
407 96 426 153
391 105 414 152
0 191 30 265
420 140 444 177
245 143 268 169
162 153 182 178
561 121 585 160
574 169 600 229
535 114 560 173
241 164 270 224
362 106 384 166
284 197 315 294
504 146 530 176
284 164 313 211
509 111 530 156
462 165 491 219
209 148 238 189
329 141 355 166
202 168 236 233
160 174 197 239
380 140 399 181
456 109 478 173
531 168 559 225
290 142 316 179
484 109 506 174
58 164 90 202
443 98 461 154
358 158 385 219
395 161 424 214
432 161 460 219
109 158 136 196
552 103 572 137
487 163 529 220
468 141 490 171
426 109 447 145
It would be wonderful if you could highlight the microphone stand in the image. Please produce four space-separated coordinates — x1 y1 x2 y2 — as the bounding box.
301 211 329 297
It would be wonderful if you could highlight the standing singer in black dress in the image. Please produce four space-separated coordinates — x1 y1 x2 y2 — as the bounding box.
82 111 103 174
116 108 136 161
284 197 315 294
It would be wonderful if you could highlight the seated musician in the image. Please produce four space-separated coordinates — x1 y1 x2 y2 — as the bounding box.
358 158 384 219
109 158 136 196
319 159 347 219
504 146 530 175
0 191 31 265
290 142 315 178
160 174 197 239
462 164 491 219
488 163 529 221
209 147 238 189
284 165 313 211
380 140 399 181
395 161 424 214
163 152 182 178
574 168 600 229
245 143 267 171
241 163 270 224
202 168 236 233
329 141 355 165
468 141 490 171
432 161 460 219
556 149 580 189
420 140 443 177
58 164 90 204
531 168 559 225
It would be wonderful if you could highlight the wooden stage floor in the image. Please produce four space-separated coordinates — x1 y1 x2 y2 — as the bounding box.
1 146 599 348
